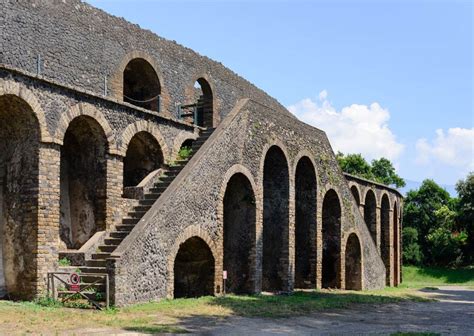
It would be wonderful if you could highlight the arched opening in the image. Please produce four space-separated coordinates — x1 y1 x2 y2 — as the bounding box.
262 146 289 291
322 189 341 289
351 186 360 207
60 116 108 250
393 202 399 286
193 78 213 128
0 95 40 299
381 194 391 285
174 237 215 298
364 190 377 245
123 132 164 188
295 157 317 289
123 58 161 111
345 233 362 290
223 173 256 294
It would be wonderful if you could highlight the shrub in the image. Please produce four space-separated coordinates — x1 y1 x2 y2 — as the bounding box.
402 227 423 265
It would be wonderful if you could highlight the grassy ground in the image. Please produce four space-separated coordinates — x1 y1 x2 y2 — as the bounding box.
0 266 471 334
401 265 474 288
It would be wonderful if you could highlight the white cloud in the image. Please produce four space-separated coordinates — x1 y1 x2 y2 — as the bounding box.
416 128 474 173
287 90 404 161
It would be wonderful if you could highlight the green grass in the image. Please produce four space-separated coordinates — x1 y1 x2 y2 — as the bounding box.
402 265 474 287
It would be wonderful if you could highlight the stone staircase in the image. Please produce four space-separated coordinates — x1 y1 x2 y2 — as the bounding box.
56 128 214 307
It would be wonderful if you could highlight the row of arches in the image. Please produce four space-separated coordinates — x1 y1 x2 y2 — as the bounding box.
350 185 401 286
0 92 198 298
121 57 214 128
172 145 398 298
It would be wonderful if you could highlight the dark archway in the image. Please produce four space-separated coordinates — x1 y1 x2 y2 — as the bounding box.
262 146 289 291
295 157 317 289
60 116 108 249
393 202 400 286
381 194 391 285
123 58 161 111
351 186 360 207
345 233 362 290
193 78 213 128
364 190 377 244
123 131 164 187
0 95 40 299
223 173 256 294
322 189 341 289
174 237 215 298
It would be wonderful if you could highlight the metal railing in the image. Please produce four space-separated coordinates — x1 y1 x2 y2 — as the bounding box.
47 272 109 310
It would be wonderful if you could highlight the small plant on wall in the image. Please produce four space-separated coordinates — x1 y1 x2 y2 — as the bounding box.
178 146 193 160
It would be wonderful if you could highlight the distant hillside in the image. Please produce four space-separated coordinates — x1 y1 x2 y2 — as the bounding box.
399 180 457 197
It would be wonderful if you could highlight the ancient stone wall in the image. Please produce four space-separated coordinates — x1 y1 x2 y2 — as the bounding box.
110 99 388 305
2 0 289 123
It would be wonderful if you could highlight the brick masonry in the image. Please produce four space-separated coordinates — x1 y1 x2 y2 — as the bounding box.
0 0 402 302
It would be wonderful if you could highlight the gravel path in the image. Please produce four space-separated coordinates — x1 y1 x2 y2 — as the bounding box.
180 286 474 335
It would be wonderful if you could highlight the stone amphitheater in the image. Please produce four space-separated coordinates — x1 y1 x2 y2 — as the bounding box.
0 0 402 306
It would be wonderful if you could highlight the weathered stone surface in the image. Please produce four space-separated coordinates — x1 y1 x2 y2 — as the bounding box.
0 0 402 303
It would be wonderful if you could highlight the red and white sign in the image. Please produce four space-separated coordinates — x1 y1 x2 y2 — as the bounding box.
223 270 227 280
69 272 80 292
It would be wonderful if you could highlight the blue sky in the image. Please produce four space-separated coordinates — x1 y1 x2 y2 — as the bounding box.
86 0 473 187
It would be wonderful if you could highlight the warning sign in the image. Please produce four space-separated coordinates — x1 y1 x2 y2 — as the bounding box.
69 272 80 292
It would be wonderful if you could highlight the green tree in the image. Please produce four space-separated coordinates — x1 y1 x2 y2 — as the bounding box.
336 152 405 188
426 205 467 266
371 157 406 188
455 172 474 262
336 152 374 180
403 179 451 263
402 227 423 265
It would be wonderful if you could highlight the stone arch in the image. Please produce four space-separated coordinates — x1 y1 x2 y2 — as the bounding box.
59 115 108 249
344 232 362 290
0 94 41 299
185 73 218 127
294 155 317 289
55 103 117 154
219 165 257 294
381 193 391 285
171 131 199 161
261 144 290 292
123 132 165 188
119 121 169 160
350 184 361 207
393 201 400 286
109 51 170 115
363 189 377 245
167 226 219 298
322 188 342 289
0 80 52 143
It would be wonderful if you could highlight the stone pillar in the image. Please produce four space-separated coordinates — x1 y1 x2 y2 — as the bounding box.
254 186 264 293
376 205 381 252
286 176 296 292
388 208 394 287
36 143 61 296
105 154 124 229
315 194 323 289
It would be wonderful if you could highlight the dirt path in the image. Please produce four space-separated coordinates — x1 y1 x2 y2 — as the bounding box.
178 286 474 335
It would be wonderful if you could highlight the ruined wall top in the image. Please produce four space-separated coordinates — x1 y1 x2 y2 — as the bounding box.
1 0 294 123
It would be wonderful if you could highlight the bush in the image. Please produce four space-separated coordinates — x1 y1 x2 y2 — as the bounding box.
402 227 423 265
426 227 467 267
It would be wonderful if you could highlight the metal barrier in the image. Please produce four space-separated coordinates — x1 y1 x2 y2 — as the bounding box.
47 272 109 310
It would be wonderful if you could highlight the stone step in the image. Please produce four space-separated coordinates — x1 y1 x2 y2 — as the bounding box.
77 266 107 274
91 252 110 260
149 186 166 193
122 217 139 225
128 211 147 218
133 205 151 212
167 165 185 172
86 259 106 267
115 224 135 232
159 176 174 183
98 245 117 253
138 199 155 206
109 231 128 239
144 193 161 200
104 237 123 245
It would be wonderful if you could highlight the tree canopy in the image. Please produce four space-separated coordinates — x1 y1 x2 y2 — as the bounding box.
336 152 405 188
